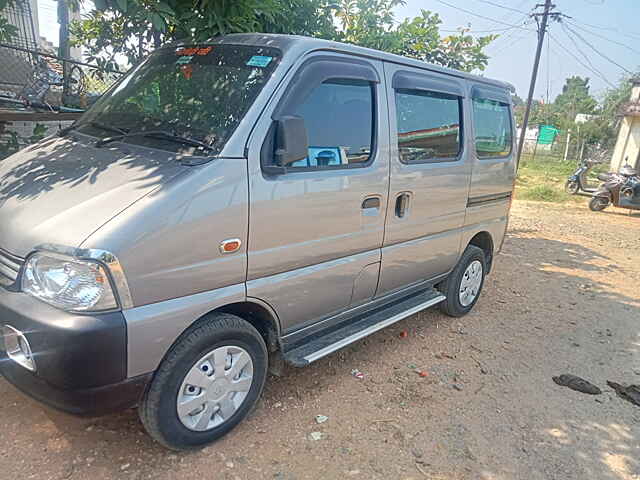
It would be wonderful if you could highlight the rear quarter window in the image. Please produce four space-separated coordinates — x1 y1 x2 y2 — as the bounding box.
472 98 513 158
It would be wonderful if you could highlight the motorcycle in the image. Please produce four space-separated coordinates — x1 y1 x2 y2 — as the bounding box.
589 164 640 212
565 158 600 195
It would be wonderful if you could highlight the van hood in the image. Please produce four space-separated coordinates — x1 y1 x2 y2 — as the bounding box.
0 135 187 257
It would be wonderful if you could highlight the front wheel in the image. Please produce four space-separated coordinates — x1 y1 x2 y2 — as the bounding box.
589 196 609 212
438 245 486 317
139 313 268 450
565 179 579 194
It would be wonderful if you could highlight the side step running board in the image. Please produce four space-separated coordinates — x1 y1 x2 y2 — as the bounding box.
283 288 445 367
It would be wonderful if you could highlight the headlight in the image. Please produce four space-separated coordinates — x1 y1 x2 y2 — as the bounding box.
21 252 118 312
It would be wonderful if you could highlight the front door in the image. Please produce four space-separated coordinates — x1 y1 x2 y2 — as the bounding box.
246 53 389 334
378 64 472 295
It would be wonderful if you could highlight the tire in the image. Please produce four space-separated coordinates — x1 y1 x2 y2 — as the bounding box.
139 313 268 451
438 245 486 318
588 196 609 212
565 180 579 195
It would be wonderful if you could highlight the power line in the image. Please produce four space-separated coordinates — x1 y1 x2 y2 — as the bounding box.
561 22 600 74
439 26 515 33
432 0 535 30
565 19 640 56
494 0 532 26
488 15 534 52
491 31 531 56
563 22 634 74
548 33 616 88
568 18 640 41
471 0 529 14
545 29 550 106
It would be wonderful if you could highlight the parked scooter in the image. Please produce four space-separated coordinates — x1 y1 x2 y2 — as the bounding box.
589 163 640 212
565 158 600 194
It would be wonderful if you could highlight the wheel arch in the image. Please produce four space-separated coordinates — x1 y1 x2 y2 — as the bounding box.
466 231 494 273
214 299 281 353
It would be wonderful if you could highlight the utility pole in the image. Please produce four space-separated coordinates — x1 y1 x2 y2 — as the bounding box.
516 0 560 165
58 0 71 104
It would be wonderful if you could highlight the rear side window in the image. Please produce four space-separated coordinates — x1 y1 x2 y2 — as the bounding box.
472 98 513 158
289 79 374 169
395 89 462 163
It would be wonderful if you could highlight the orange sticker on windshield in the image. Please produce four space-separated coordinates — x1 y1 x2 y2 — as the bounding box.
176 46 213 56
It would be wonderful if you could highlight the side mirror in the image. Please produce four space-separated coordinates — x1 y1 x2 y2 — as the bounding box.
275 115 308 167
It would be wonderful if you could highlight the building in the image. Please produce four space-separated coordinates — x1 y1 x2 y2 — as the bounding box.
610 77 640 172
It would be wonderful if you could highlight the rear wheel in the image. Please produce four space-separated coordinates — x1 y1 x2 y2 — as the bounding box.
589 196 609 212
438 245 486 317
139 313 268 450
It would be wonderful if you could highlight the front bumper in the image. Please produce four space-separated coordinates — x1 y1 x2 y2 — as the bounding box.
1 356 152 415
0 288 149 415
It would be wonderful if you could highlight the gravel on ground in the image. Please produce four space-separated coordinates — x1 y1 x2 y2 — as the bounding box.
1 200 639 480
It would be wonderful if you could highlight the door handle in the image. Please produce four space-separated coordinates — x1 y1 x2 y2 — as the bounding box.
395 193 411 218
362 196 381 210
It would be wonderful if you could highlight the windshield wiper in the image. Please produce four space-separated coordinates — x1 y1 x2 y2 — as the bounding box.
95 129 214 153
59 121 128 137
88 121 129 136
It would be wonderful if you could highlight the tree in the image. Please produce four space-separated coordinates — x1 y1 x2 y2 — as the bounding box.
538 74 639 154
70 0 498 73
600 73 636 130
334 2 497 72
71 0 337 70
553 76 597 127
579 72 638 150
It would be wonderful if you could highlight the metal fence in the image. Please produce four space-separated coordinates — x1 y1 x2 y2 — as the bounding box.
521 134 612 167
0 42 122 110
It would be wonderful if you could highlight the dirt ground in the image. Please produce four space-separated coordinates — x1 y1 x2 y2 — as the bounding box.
1 199 639 480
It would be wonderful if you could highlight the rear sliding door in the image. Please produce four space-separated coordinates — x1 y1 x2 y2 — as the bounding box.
377 64 472 296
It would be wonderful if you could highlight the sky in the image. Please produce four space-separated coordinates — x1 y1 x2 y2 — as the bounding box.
395 0 640 101
36 0 640 102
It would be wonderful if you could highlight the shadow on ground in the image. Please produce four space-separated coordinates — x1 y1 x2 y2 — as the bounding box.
1 219 639 480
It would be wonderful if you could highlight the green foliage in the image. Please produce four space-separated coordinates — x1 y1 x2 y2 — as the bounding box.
514 76 597 130
0 0 18 42
335 3 497 72
516 155 580 204
0 124 49 160
516 154 610 203
70 0 497 73
400 15 496 71
600 73 635 129
563 74 637 150
514 73 640 154
337 0 403 53
0 17 17 42
518 183 567 202
553 76 597 124
71 0 338 68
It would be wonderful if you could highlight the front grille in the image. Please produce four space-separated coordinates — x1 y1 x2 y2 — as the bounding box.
0 247 23 288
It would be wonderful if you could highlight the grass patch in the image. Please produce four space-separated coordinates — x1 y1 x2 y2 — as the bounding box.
515 154 608 203
518 184 568 202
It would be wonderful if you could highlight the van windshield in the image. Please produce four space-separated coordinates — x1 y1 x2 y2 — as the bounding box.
76 44 280 154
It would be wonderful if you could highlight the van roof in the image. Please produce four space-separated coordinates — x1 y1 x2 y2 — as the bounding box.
173 33 514 92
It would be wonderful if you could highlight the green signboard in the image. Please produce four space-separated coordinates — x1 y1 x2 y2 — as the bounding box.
538 124 560 145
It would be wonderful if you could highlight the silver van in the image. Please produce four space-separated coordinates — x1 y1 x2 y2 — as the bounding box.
0 34 516 450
